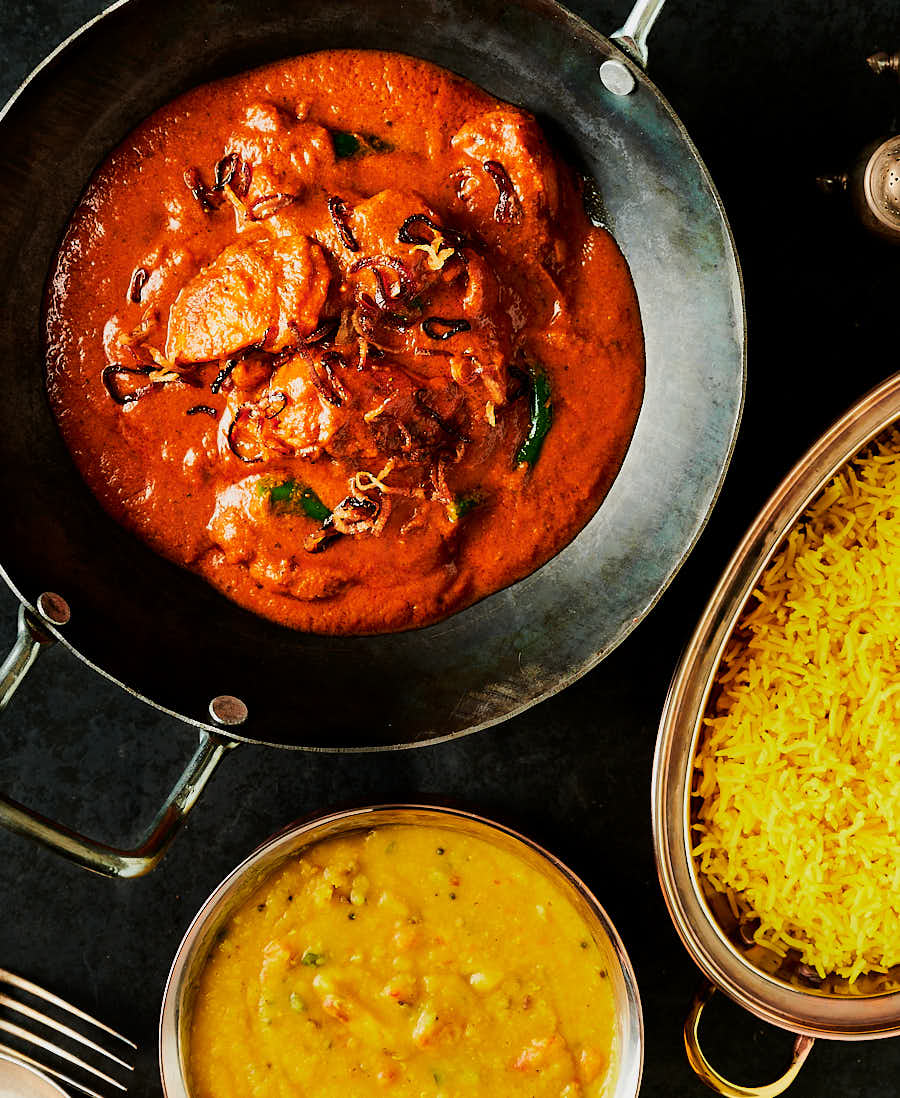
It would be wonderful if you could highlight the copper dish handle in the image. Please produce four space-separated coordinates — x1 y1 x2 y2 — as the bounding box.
685 983 815 1098
0 601 234 878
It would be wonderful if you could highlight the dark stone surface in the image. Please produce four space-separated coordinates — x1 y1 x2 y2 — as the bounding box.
1 1 898 1095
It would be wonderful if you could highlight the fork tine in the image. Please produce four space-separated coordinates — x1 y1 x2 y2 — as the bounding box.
0 970 136 1050
0 1041 106 1098
0 1020 127 1092
0 994 133 1071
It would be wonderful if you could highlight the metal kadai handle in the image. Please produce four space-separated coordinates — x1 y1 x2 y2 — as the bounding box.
601 0 667 96
0 597 235 878
610 0 667 67
685 983 815 1098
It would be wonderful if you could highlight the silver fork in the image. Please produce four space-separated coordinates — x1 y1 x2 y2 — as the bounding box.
0 968 135 1097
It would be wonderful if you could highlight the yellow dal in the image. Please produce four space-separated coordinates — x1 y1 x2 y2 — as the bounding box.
188 826 617 1098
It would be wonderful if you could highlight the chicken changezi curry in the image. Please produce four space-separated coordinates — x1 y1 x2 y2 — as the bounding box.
46 50 644 634
188 825 620 1098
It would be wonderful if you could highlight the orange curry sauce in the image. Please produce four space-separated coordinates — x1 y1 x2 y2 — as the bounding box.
45 50 644 634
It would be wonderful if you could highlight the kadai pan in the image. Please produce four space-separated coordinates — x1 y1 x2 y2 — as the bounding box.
0 0 744 873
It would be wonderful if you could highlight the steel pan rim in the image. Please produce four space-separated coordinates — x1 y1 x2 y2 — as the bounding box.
0 0 745 750
158 801 644 1098
652 369 900 1039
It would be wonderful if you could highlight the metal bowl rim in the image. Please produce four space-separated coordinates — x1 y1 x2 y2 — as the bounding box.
0 1051 71 1098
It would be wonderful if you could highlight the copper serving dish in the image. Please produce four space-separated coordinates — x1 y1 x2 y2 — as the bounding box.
653 370 900 1096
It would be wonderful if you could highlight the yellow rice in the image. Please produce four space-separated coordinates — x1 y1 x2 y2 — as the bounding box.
693 428 900 981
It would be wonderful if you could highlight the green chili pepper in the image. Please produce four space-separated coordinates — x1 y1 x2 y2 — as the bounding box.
331 130 393 159
300 949 326 967
256 478 331 522
447 491 485 523
515 364 552 467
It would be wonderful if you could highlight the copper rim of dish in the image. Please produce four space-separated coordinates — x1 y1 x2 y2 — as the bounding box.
158 803 644 1096
653 369 900 1040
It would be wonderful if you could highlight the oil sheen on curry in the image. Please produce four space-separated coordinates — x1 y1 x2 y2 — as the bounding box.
189 826 618 1098
46 50 644 634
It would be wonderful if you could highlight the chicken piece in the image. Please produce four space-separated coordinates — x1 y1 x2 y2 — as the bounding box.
219 348 354 466
362 371 468 465
225 344 470 472
166 235 330 364
225 102 336 199
206 476 349 601
103 244 199 366
451 109 560 258
419 250 513 405
314 188 449 305
317 188 514 405
351 189 443 266
206 478 268 564
252 351 350 459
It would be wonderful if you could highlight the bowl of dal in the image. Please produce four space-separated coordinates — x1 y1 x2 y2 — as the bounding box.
159 804 643 1098
653 370 900 1093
